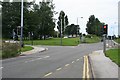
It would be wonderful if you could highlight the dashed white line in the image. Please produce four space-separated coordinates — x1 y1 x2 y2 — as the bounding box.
72 61 75 63
25 56 50 63
36 58 42 60
56 68 62 71
44 72 52 77
76 59 80 61
65 64 70 67
25 58 42 63
44 56 50 58
0 67 3 69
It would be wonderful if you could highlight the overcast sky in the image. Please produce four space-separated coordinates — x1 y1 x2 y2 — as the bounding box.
3 0 119 36
52 0 119 36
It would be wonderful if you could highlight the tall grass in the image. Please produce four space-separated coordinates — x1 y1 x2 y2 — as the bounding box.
2 42 20 59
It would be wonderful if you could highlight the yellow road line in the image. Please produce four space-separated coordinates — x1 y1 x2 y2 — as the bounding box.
82 56 90 80
86 56 90 79
83 56 86 78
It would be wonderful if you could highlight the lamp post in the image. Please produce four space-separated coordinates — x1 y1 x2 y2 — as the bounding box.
31 32 33 45
20 0 23 47
61 18 62 46
77 17 83 37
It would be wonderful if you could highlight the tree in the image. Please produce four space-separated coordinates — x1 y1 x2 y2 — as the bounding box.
35 1 55 40
2 2 21 39
65 24 79 37
57 11 69 37
2 0 56 40
86 15 105 36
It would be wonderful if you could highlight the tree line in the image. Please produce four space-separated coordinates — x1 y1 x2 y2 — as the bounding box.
2 0 106 40
2 0 56 40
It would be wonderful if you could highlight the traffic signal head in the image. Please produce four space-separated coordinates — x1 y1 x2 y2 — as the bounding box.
103 24 108 34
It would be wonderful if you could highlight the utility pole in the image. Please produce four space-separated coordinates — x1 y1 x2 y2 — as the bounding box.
20 0 23 47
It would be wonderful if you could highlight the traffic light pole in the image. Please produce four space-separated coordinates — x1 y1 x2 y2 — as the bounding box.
103 34 106 53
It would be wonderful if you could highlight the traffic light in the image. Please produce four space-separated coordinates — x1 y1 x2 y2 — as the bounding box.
103 24 108 34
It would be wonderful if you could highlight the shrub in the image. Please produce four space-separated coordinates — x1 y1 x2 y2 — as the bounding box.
85 34 92 38
2 42 20 59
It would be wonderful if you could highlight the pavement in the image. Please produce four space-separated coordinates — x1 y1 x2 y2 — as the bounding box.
89 50 118 78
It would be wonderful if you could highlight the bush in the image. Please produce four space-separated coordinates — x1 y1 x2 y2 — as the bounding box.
2 42 20 58
85 34 92 38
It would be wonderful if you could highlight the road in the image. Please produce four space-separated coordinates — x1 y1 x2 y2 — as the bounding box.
2 42 103 78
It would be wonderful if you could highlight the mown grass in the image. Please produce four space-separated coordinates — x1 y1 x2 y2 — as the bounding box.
24 36 101 46
105 49 120 66
85 35 101 43
24 38 80 46
114 38 120 44
21 46 34 52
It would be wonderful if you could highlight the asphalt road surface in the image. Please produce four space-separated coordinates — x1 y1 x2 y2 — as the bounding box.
2 42 103 78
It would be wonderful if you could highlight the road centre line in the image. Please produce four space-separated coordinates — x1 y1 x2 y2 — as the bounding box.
44 56 50 58
44 72 53 77
65 64 70 67
72 61 75 63
56 68 62 71
0 67 3 69
76 59 79 61
25 56 50 63
25 58 42 63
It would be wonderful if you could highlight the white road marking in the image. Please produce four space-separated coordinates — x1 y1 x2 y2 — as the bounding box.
46 48 48 50
36 58 42 60
0 67 3 69
76 59 79 61
72 61 75 63
56 68 62 71
44 72 52 77
44 56 50 58
25 58 42 63
25 56 50 63
65 64 70 67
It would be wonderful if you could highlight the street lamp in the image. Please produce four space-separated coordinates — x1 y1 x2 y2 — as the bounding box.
77 17 83 37
61 18 62 46
31 32 33 45
20 0 23 47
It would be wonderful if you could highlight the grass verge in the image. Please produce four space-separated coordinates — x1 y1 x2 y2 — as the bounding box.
24 38 80 46
114 38 120 44
21 46 34 52
24 36 100 46
85 35 101 43
105 48 120 66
